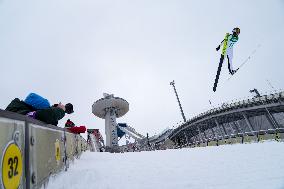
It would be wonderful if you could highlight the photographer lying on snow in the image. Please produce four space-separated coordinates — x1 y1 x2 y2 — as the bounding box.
5 93 74 126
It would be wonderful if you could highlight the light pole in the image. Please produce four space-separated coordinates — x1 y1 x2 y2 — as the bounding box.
170 80 186 122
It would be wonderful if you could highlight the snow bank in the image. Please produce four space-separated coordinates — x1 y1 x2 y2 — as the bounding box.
46 141 284 189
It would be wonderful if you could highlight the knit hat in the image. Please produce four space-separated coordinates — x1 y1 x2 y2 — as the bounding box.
65 103 74 114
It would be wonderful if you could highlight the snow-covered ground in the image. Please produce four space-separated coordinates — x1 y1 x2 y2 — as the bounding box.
46 141 284 189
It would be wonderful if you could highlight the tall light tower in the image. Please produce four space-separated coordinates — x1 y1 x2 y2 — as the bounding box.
92 93 129 151
170 80 186 122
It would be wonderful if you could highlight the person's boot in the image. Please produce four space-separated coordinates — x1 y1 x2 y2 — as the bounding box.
231 70 237 75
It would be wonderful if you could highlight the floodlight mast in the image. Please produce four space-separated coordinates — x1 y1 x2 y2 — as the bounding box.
170 80 186 123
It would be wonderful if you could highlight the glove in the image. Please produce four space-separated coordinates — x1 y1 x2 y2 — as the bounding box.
216 45 220 51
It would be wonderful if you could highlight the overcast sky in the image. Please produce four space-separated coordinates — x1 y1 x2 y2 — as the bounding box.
1 0 284 139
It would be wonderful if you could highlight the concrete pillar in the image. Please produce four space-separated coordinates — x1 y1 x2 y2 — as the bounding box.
105 108 118 147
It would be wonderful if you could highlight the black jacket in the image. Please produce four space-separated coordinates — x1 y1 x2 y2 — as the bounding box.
35 107 65 126
5 98 35 115
5 98 65 126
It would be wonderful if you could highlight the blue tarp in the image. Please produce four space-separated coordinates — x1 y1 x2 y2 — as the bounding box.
117 123 127 138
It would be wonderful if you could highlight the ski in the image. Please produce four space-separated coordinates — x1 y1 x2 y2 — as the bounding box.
227 44 261 81
213 55 225 92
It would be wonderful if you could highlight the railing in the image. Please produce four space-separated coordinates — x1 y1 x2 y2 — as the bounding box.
171 129 284 149
0 110 88 189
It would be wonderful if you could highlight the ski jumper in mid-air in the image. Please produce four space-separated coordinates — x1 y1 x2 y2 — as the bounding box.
213 27 240 92
216 27 240 75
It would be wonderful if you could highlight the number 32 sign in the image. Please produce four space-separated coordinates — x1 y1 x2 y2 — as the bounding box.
1 142 23 189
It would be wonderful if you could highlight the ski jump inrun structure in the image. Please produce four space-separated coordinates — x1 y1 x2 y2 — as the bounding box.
148 91 284 148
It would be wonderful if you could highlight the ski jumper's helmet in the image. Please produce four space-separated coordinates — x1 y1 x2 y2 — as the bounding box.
232 27 240 35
